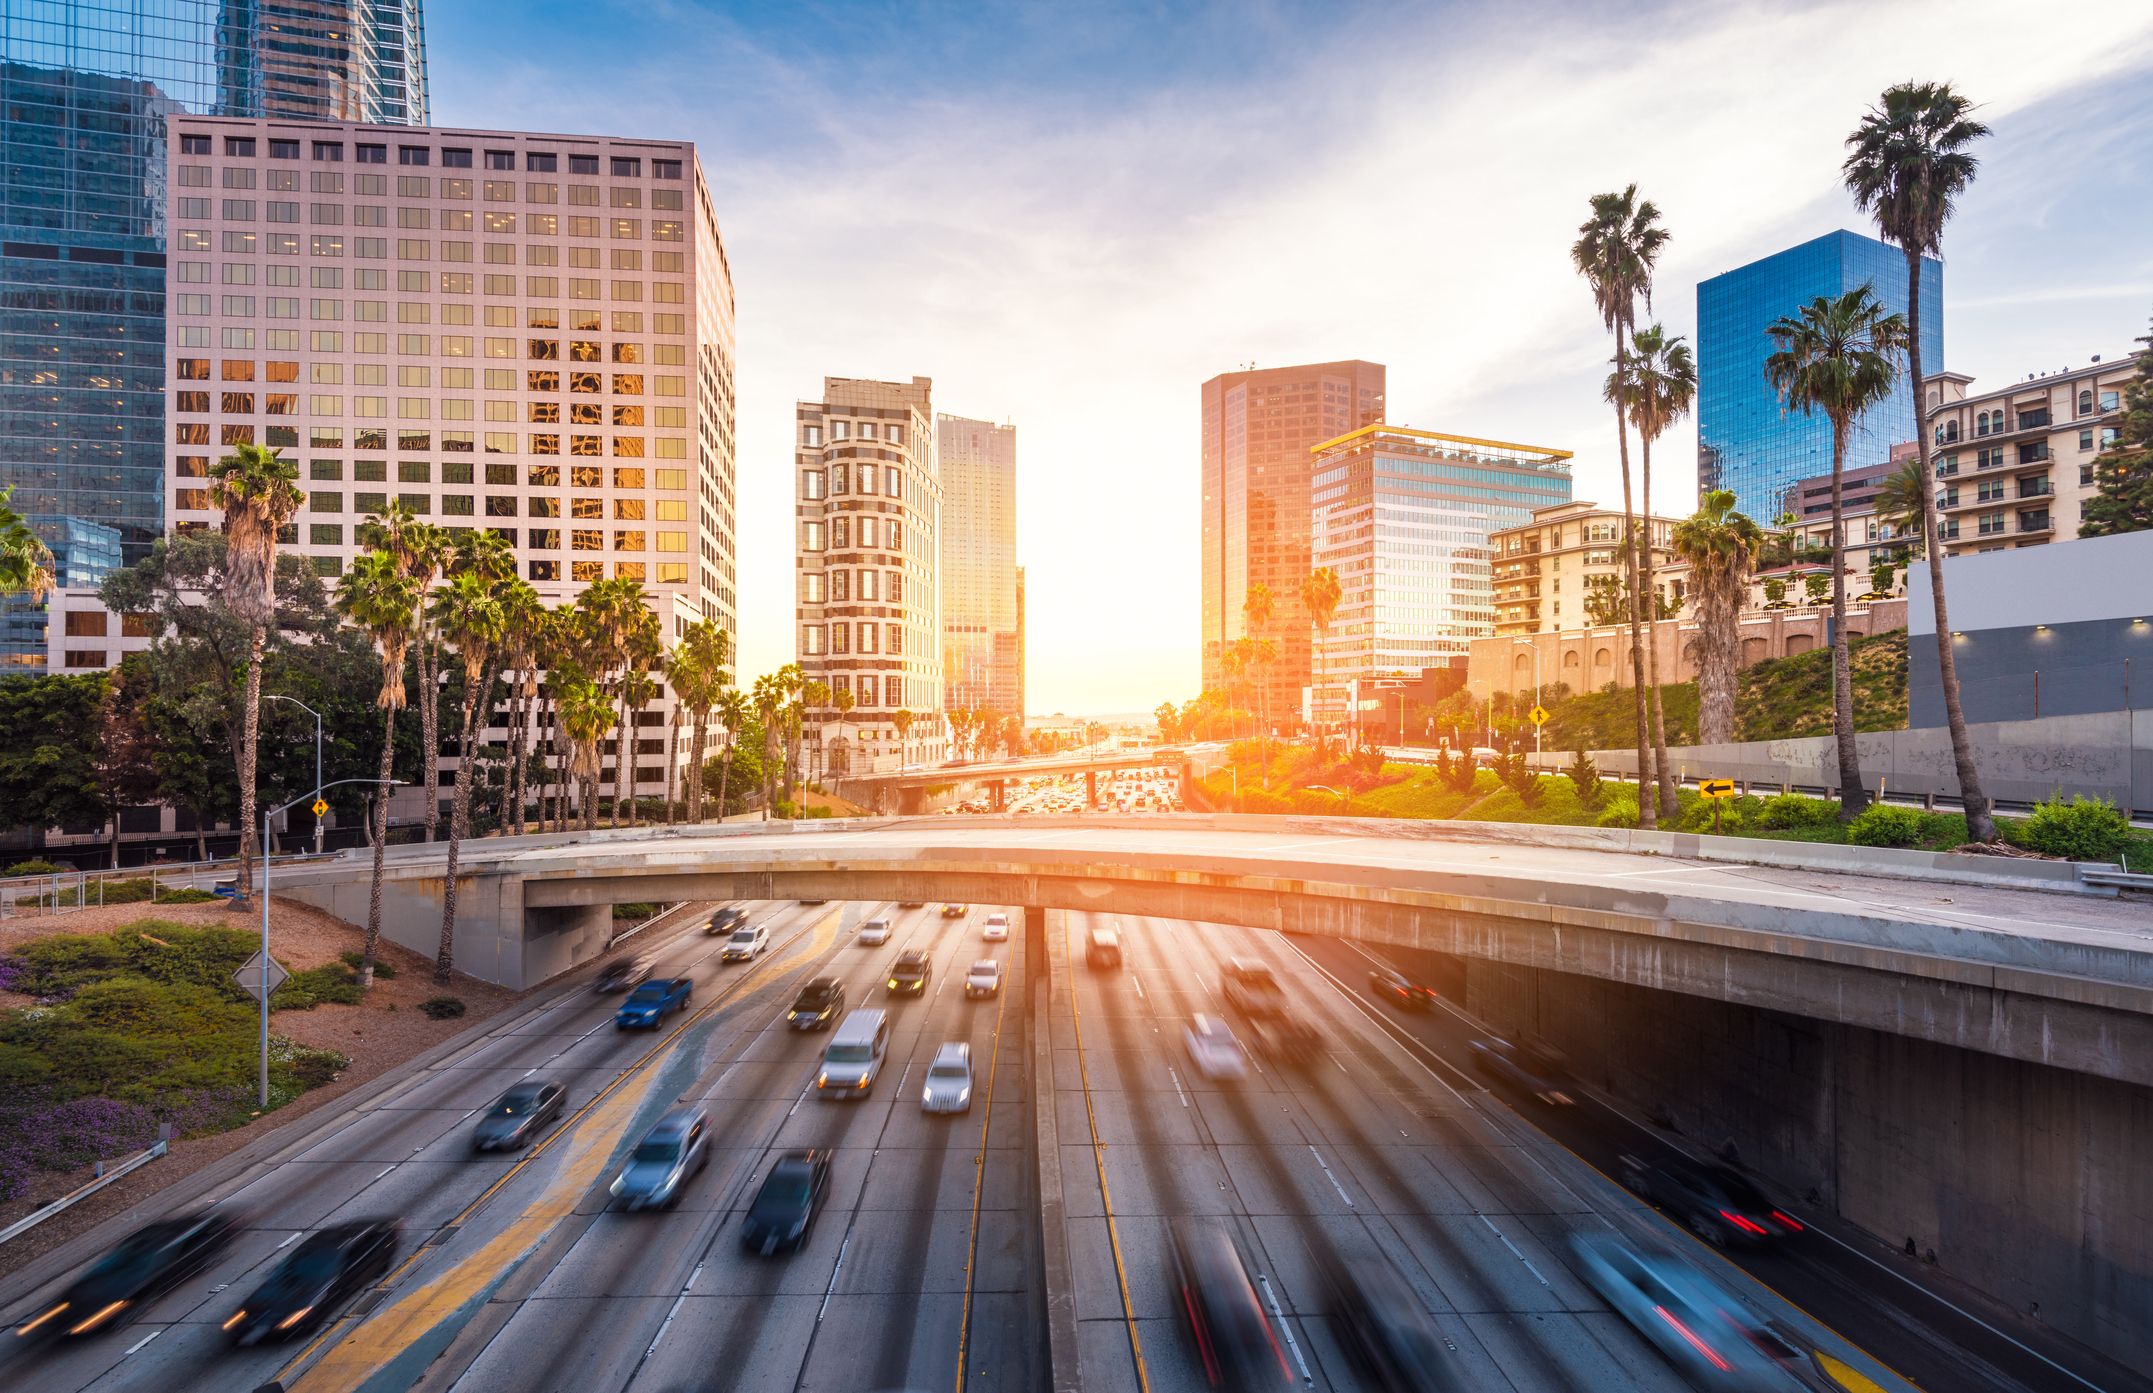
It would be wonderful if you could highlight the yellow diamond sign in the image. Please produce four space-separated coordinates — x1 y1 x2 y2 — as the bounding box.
311 799 329 817
1527 705 1549 726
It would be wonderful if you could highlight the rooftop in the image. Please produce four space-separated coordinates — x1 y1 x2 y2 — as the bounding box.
1311 424 1572 472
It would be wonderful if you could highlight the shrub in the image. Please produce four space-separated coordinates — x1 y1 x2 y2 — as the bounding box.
613 902 658 921
1680 800 1744 833
419 996 466 1020
340 950 395 980
1435 749 1478 793
1758 793 1839 829
1563 748 1603 808
1596 791 1640 828
1490 752 1543 809
2016 794 2132 862
4 860 66 876
1850 803 1925 847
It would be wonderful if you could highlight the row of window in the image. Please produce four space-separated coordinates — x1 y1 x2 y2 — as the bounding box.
178 358 679 385
176 284 682 317
301 492 687 520
177 169 683 212
176 256 681 288
175 458 688 491
800 464 910 500
172 204 687 248
180 134 681 181
800 516 908 551
799 422 906 446
801 623 908 656
801 569 903 603
175 422 684 457
170 324 696 369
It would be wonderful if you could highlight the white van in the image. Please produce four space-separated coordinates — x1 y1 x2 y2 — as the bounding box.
817 1008 890 1099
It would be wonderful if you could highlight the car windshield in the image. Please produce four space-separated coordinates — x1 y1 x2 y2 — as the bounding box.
759 1167 813 1203
628 984 666 1002
631 1139 680 1163
491 1089 543 1116
85 1223 186 1276
825 1044 872 1063
796 988 832 1006
729 930 757 942
276 1240 346 1284
928 1065 968 1079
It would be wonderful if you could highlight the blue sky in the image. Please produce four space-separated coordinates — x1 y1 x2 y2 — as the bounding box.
431 0 2153 714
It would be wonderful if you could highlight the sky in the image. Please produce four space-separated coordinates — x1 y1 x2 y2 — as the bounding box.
430 0 2153 716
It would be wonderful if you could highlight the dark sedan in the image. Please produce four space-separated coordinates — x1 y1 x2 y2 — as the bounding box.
1368 966 1438 1012
15 1211 244 1340
741 1150 830 1255
1168 1217 1297 1391
787 977 846 1030
1467 1036 1575 1104
704 906 748 936
1315 1246 1463 1392
472 1080 566 1151
223 1219 400 1345
1621 1154 1804 1247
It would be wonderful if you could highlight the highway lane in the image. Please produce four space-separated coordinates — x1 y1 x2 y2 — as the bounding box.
1051 908 1920 1393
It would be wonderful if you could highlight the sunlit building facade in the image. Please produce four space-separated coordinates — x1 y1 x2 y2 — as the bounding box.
936 412 1019 717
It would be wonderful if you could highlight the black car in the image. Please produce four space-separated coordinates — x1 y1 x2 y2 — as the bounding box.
1368 966 1438 1012
740 1149 831 1254
787 977 846 1030
1467 1036 1575 1104
1167 1217 1297 1391
1620 1155 1803 1247
704 906 748 936
886 950 931 996
593 957 652 994
472 1080 566 1151
224 1219 400 1345
1314 1246 1462 1392
1245 1014 1322 1068
16 1211 244 1340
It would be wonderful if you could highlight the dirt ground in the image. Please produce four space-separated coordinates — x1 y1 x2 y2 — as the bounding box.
0 895 536 1279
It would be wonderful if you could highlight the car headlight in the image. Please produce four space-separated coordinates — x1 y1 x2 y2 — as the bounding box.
958 1088 971 1104
889 980 900 988
817 1072 829 1086
611 1172 628 1195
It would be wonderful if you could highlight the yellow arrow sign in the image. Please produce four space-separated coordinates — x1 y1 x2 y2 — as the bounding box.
1527 705 1549 726
1699 779 1738 798
311 799 329 817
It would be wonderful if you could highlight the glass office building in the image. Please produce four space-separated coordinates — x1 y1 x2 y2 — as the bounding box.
1 1 427 671
1697 229 1941 522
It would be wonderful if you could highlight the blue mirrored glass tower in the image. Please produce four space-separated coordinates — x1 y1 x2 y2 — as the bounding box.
1696 229 1941 523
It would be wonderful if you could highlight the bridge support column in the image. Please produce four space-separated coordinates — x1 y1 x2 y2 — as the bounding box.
1024 905 1046 985
1085 768 1096 810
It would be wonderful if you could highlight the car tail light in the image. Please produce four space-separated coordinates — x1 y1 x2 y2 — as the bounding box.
1654 1304 1732 1371
67 1300 128 1335
222 1309 250 1331
1771 1210 1804 1232
1721 1209 1768 1235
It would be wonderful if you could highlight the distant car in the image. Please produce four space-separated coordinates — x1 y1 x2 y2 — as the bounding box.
472 1080 566 1151
941 903 968 918
798 897 828 905
610 1107 711 1210
720 923 770 962
1168 1217 1297 1391
921 1041 975 1113
224 1219 399 1345
1086 926 1122 969
615 977 693 1030
887 949 931 996
593 957 653 994
1620 1155 1804 1247
1221 959 1287 1019
898 901 927 908
981 912 1009 941
741 1150 830 1254
704 906 748 936
1368 966 1438 1012
1313 1245 1463 1393
1568 1233 1808 1392
965 960 1003 998
16 1211 244 1340
1467 1036 1574 1104
1183 1014 1249 1080
857 918 892 945
787 977 846 1031
1242 1014 1321 1069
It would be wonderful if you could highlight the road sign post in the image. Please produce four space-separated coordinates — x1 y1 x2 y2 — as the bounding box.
1698 778 1737 833
231 949 289 1005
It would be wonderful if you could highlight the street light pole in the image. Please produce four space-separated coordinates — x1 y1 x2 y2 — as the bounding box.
265 695 324 854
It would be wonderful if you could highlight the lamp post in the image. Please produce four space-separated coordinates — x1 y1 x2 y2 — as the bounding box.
256 777 397 1107
1309 783 1350 816
265 695 324 854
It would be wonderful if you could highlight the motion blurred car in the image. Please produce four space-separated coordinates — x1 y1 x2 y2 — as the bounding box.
740 1150 829 1254
610 1107 710 1210
1167 1217 1297 1391
857 918 892 945
16 1210 244 1340
964 960 1003 998
1467 1036 1575 1104
223 1219 399 1345
1242 1014 1321 1069
887 949 932 996
704 906 747 936
1368 965 1439 1012
1183 1014 1249 1080
1086 926 1122 969
1221 959 1287 1019
941 903 968 918
719 923 770 962
471 1080 565 1151
1313 1245 1462 1392
592 956 653 994
920 1041 974 1113
787 977 846 1030
1620 1155 1803 1247
1568 1233 1807 1391
898 900 927 908
615 977 693 1030
981 912 1010 941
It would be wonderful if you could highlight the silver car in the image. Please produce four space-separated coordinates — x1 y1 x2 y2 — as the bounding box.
1183 1014 1249 1080
1567 1233 1806 1391
964 960 1003 998
720 924 769 962
920 1042 973 1114
610 1107 711 1211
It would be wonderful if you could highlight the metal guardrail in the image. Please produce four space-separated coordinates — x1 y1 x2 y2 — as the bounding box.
0 1138 167 1246
0 852 341 919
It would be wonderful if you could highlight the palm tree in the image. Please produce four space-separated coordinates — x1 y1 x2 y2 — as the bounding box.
1844 81 1998 843
750 671 787 818
558 677 615 831
0 487 54 600
1574 185 1671 826
332 551 424 987
1766 288 1909 823
828 686 856 777
426 571 505 982
208 441 303 903
1217 647 1246 739
1618 324 1696 819
1870 461 1930 562
666 619 731 822
1298 566 1342 743
1242 582 1276 742
494 582 544 836
713 686 749 818
1668 492 1764 747
361 504 449 842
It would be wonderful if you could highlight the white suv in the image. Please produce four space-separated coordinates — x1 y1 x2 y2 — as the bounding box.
982 913 1010 942
720 924 769 961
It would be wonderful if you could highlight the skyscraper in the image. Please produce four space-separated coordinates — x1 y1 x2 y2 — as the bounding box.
935 412 1018 717
1697 229 1941 521
1201 360 1385 719
217 1 431 125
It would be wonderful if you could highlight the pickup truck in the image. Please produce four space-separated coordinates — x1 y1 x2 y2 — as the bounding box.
615 977 693 1030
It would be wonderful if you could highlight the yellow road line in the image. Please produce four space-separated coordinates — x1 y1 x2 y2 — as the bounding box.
1065 910 1151 1393
280 907 841 1392
953 944 1010 1393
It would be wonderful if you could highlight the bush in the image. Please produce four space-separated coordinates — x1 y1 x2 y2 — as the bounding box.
340 950 395 980
1596 791 1640 828
1680 800 1744 833
419 996 466 1020
2016 794 2132 862
613 902 658 921
1490 752 1544 809
1563 749 1603 808
3 860 65 876
1850 803 1925 847
1758 793 1839 829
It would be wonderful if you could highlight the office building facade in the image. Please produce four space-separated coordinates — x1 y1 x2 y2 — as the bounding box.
795 376 947 773
1490 500 1682 636
1697 230 1941 522
935 412 1019 716
1201 359 1385 719
1924 353 2132 557
1308 425 1571 725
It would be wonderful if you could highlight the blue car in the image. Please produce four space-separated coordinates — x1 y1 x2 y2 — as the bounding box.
615 977 692 1030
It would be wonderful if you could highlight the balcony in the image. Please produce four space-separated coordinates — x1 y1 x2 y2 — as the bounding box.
2017 511 2053 535
2017 478 2052 500
2018 443 2051 465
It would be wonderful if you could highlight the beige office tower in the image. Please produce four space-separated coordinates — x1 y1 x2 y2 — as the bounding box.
162 116 738 807
795 376 948 775
936 413 1020 718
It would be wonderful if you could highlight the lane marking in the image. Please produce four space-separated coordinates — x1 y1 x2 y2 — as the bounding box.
1065 911 1153 1393
1256 1274 1313 1386
124 1327 165 1355
1309 1147 1354 1209
1167 1067 1188 1109
1476 1213 1550 1287
276 1231 304 1249
954 928 1012 1393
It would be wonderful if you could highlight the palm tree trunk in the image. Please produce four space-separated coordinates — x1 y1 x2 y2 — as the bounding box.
689 713 708 821
716 739 732 822
1641 439 1676 820
235 625 265 902
1613 384 1655 828
506 672 525 837
1828 421 1865 822
665 711 678 824
1902 251 1995 841
420 642 439 843
436 683 480 985
359 703 395 987
1698 567 1738 746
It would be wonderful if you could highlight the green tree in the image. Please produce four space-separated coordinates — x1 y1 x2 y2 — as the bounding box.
1765 288 1908 823
1844 79 2000 843
2078 316 2152 538
333 551 424 987
1669 491 1764 746
1870 460 1930 562
1574 184 1670 828
427 572 507 983
713 686 750 816
557 677 614 831
0 675 110 849
666 619 732 823
0 487 54 600
359 504 450 842
1614 323 1695 820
